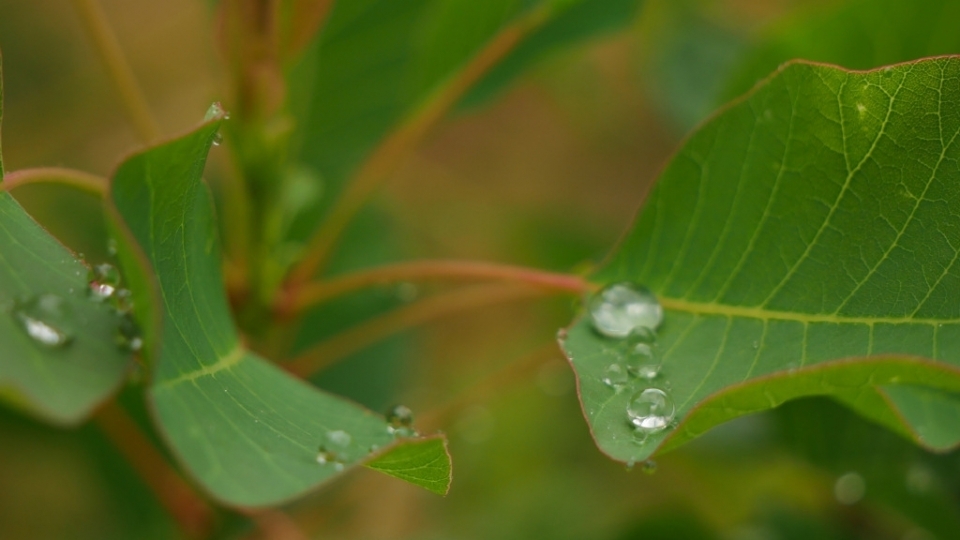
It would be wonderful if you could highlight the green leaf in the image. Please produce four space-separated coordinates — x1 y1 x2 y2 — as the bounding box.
285 0 642 241
722 0 960 103
561 57 960 465
106 115 450 507
365 435 452 495
0 51 130 424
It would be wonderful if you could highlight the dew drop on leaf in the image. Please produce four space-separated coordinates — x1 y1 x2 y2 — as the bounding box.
386 405 418 437
589 282 663 338
602 363 628 390
626 388 675 433
623 327 660 380
87 263 121 302
12 294 75 348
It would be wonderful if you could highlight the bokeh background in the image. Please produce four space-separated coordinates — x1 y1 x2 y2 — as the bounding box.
2 0 960 538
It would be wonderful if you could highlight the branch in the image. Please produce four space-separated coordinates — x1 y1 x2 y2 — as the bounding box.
284 283 547 377
95 402 214 538
280 259 591 315
71 0 161 143
1 167 107 196
285 5 553 286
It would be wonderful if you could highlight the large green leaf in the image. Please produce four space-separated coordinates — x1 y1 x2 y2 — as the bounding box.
106 115 450 507
285 0 642 242
561 57 960 465
0 52 130 424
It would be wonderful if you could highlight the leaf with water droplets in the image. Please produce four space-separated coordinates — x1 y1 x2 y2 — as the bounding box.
563 57 960 465
106 114 450 507
0 52 131 424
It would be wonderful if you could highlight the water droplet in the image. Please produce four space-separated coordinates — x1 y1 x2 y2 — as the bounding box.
834 471 865 505
626 388 675 433
112 288 134 315
640 459 658 474
211 132 223 146
624 459 635 471
316 430 352 467
107 238 118 257
602 363 628 389
204 102 227 121
386 405 418 437
589 282 662 338
12 294 74 348
315 448 336 465
116 316 143 353
623 328 660 379
556 328 568 341
88 263 121 302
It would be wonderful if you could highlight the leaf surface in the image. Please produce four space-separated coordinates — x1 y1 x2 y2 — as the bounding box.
366 436 452 495
561 58 960 464
0 52 130 424
107 116 450 507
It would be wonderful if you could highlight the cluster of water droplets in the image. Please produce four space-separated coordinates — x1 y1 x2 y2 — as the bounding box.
588 282 676 439
6 238 143 354
315 405 420 469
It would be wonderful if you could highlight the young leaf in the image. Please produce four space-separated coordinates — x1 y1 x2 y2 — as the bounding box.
106 115 450 507
366 435 452 496
562 58 960 465
0 52 131 424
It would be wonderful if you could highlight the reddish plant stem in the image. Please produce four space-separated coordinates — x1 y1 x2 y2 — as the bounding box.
284 283 548 378
280 259 592 316
1 167 107 196
95 402 214 539
285 5 553 286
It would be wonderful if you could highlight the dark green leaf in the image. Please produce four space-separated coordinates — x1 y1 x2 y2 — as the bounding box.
365 435 452 495
106 116 450 507
561 58 960 465
0 51 130 424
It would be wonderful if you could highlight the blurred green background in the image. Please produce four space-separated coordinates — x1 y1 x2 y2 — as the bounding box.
2 0 960 538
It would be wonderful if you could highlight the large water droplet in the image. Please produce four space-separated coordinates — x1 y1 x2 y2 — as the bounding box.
602 363 628 390
623 327 660 379
12 294 74 348
834 472 865 505
589 282 663 338
88 263 121 302
386 405 418 437
626 388 675 433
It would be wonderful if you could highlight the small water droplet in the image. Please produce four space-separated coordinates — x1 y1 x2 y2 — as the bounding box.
626 388 675 433
315 448 336 465
107 238 118 257
112 288 134 315
624 459 635 471
602 363 628 389
556 328 568 341
211 132 223 146
589 282 663 338
12 294 74 348
640 459 658 475
834 471 866 505
386 404 418 437
316 429 352 467
88 263 121 302
115 316 143 353
326 429 352 450
623 328 659 379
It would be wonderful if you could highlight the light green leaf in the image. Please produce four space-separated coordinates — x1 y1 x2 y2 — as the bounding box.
0 51 130 424
366 436 452 495
561 57 960 465
107 115 450 507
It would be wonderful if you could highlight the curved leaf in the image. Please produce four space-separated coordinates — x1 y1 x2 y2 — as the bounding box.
0 51 130 424
107 116 450 507
561 57 960 464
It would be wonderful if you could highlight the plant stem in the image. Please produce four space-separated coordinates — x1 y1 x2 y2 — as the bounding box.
1 167 107 196
284 5 553 287
95 402 214 539
71 0 161 143
281 259 592 315
284 283 547 377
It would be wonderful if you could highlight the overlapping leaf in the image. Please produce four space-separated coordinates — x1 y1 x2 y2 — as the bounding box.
562 58 960 465
0 52 130 424
106 116 450 507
